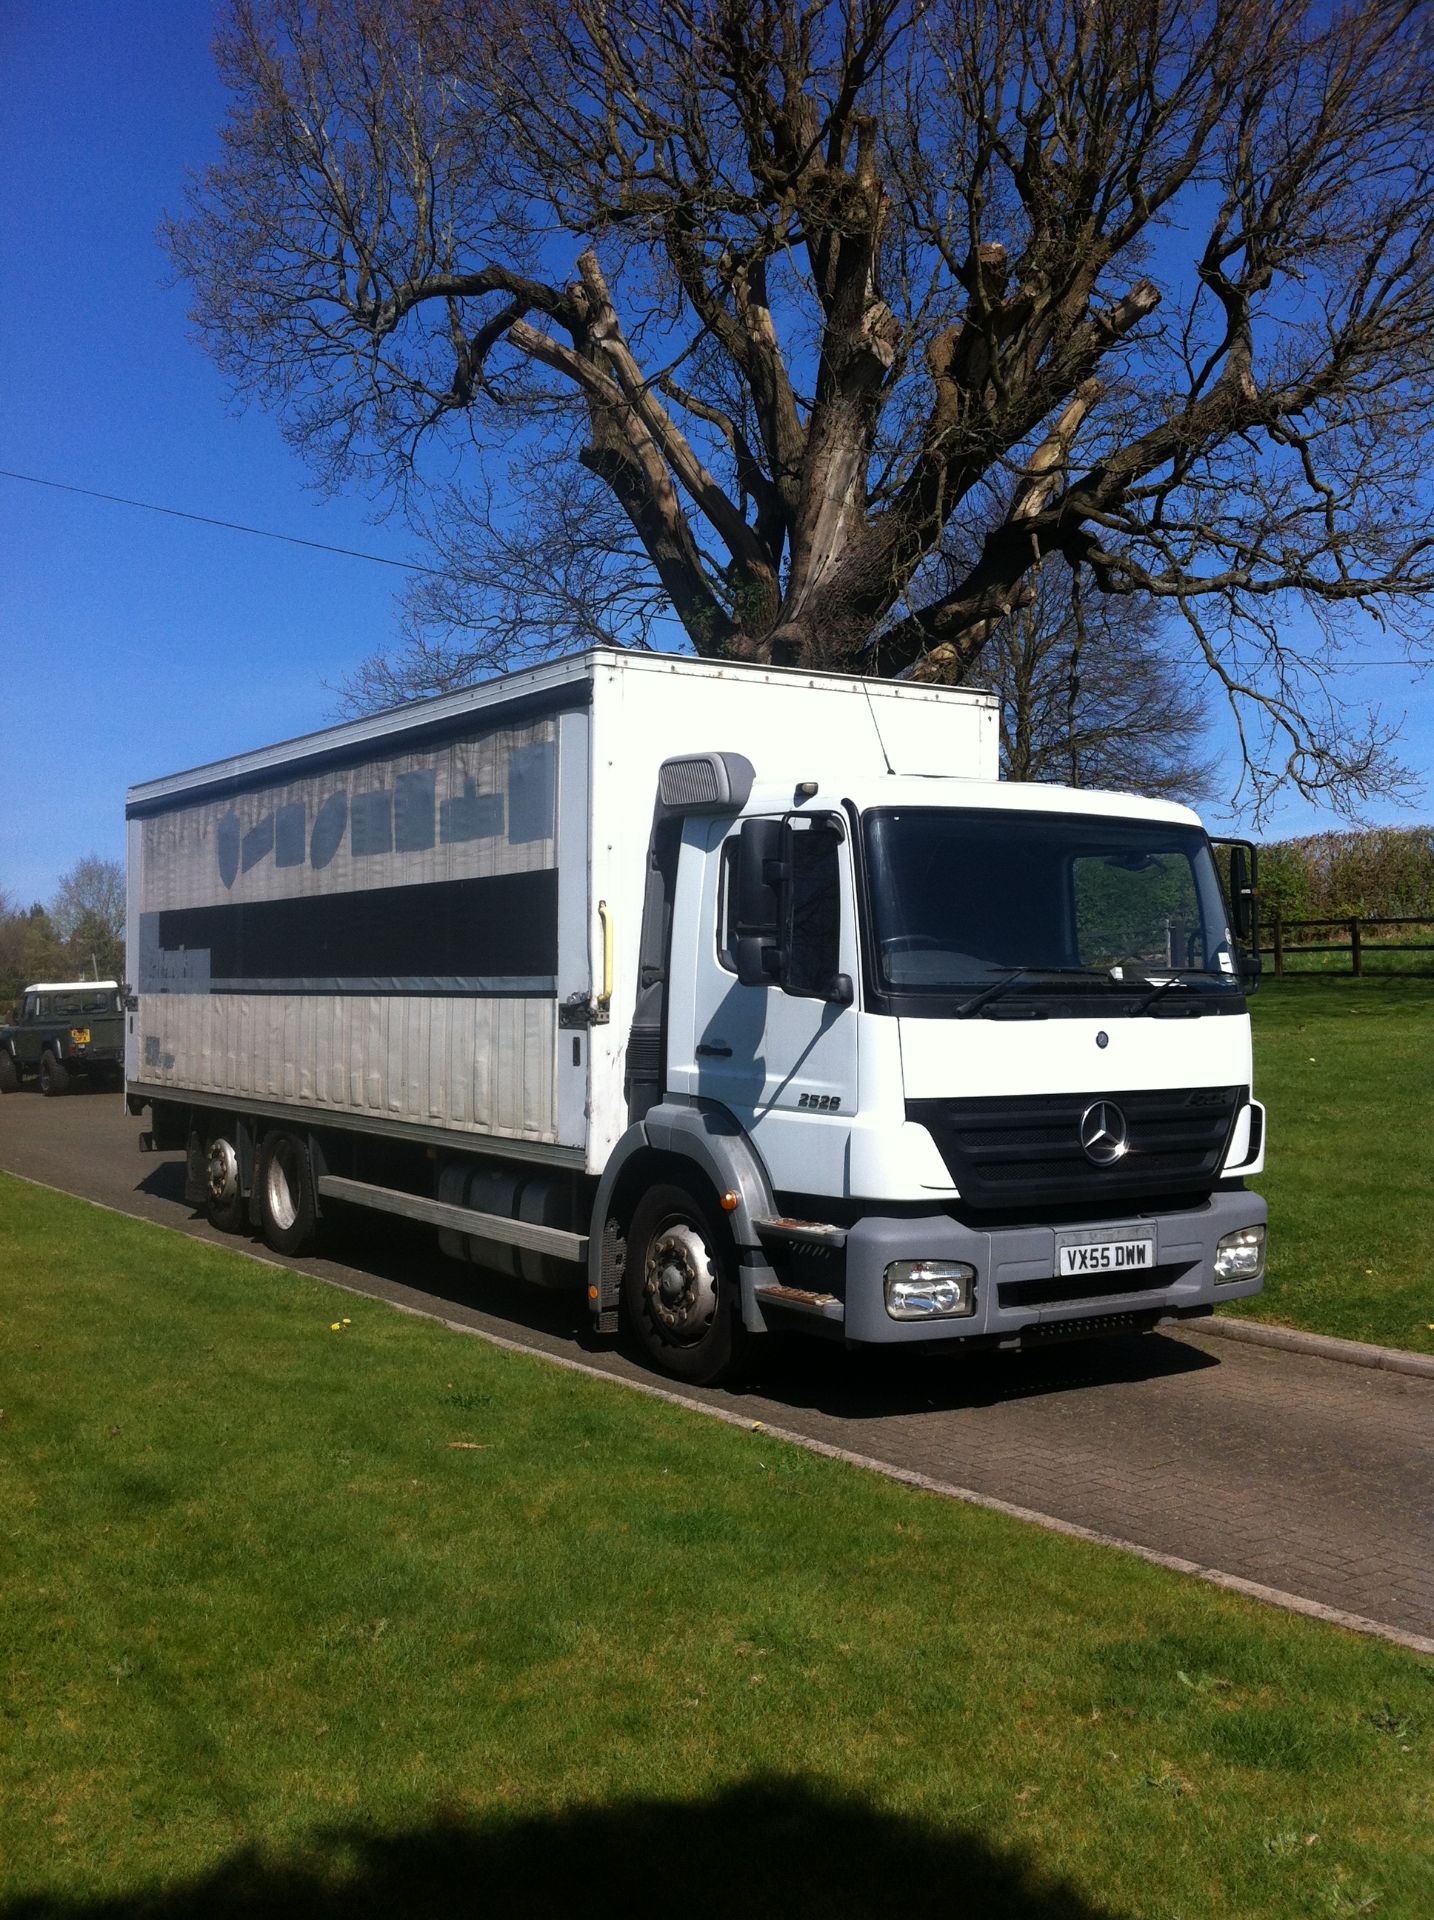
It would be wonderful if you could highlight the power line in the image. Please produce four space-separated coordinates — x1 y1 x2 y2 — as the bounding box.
0 467 442 576
1 465 1431 669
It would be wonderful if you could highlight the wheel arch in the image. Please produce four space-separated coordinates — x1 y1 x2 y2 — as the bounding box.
587 1100 775 1304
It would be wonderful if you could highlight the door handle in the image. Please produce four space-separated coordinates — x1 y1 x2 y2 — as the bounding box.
696 1041 733 1058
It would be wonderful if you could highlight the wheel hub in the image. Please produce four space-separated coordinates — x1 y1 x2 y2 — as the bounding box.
207 1138 239 1205
644 1223 718 1338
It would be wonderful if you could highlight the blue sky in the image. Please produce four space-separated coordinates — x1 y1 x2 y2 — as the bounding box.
2 3 1430 914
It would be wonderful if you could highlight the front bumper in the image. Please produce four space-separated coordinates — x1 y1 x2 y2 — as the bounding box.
833 1189 1267 1346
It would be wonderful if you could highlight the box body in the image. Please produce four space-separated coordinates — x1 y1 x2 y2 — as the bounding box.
126 650 998 1173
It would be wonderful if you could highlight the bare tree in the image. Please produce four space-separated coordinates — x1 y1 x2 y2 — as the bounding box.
972 565 1216 800
50 857 125 947
49 857 125 983
167 0 1434 810
340 458 674 706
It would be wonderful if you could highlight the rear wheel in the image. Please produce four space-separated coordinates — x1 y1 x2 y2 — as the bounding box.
622 1181 744 1385
0 1051 18 1093
39 1051 69 1096
256 1129 317 1255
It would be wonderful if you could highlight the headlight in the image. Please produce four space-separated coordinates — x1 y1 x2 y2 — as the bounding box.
1214 1225 1266 1284
884 1259 977 1319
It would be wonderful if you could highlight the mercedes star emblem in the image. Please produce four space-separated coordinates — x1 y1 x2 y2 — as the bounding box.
1079 1100 1129 1166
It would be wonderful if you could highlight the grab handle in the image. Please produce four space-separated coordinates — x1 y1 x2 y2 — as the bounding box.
598 900 613 1011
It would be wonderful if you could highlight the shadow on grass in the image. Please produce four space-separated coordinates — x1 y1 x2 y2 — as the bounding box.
2 1776 1124 1920
131 1152 1217 1419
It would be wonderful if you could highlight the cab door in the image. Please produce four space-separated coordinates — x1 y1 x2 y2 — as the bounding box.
667 811 860 1198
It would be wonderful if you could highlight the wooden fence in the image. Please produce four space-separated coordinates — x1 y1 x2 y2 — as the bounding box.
1264 911 1434 976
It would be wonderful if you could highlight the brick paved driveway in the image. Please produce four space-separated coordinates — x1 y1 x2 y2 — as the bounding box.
3 1087 1430 1644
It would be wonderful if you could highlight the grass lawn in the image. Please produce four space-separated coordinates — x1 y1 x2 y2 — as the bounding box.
1 1176 1430 1920
1245 977 1434 1355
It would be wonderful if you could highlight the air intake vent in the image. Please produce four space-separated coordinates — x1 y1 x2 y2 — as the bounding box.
659 758 723 808
655 752 754 814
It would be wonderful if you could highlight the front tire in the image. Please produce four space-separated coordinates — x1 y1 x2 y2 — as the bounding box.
39 1052 69 1096
622 1182 744 1385
0 1051 18 1093
256 1129 317 1255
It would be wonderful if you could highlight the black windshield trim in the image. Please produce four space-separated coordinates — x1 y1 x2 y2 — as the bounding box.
851 802 1248 1022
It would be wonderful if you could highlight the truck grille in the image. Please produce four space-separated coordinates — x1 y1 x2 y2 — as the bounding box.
908 1086 1244 1209
998 1263 1195 1310
1022 1308 1168 1343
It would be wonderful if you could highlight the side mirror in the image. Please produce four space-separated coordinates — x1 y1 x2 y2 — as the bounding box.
732 818 787 984
1214 837 1259 949
1228 845 1252 943
732 938 770 987
729 815 851 1001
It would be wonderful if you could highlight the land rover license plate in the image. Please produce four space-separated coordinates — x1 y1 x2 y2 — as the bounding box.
1056 1233 1155 1278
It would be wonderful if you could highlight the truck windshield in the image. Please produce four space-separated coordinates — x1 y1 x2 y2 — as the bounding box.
863 808 1240 1009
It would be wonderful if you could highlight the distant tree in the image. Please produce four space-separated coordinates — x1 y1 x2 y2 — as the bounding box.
51 856 124 943
0 902 68 1012
66 909 126 985
971 565 1216 801
168 0 1434 811
0 888 15 1018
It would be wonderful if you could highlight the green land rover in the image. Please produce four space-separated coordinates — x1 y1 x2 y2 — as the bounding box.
0 980 125 1095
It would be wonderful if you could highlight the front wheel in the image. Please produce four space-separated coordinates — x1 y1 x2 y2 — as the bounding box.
39 1052 69 1096
256 1129 317 1255
622 1182 744 1385
0 1051 18 1093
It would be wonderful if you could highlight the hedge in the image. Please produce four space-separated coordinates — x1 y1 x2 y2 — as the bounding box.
1256 826 1434 921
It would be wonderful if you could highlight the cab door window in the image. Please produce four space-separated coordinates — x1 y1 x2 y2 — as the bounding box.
785 819 844 999
715 838 740 974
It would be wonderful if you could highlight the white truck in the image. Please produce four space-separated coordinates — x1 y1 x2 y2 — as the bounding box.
124 647 1267 1381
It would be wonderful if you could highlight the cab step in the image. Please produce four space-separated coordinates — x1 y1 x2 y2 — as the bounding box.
752 1284 845 1323
752 1216 849 1249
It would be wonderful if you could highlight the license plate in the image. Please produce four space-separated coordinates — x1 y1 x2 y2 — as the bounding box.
1057 1235 1155 1278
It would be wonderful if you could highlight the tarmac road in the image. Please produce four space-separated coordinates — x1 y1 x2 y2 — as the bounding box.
2 1082 1430 1649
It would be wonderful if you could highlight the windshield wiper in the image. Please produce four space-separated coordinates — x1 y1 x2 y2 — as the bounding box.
1129 976 1208 1014
1131 976 1178 1013
952 965 1103 1017
952 970 1030 1017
